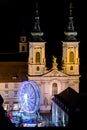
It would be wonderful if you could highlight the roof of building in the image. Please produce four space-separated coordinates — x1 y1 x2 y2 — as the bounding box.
52 87 80 112
0 61 28 82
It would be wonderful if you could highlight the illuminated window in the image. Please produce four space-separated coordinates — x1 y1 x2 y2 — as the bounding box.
52 83 58 95
13 102 19 110
5 83 8 88
69 51 74 62
14 91 18 97
36 52 40 63
5 91 9 97
4 102 9 110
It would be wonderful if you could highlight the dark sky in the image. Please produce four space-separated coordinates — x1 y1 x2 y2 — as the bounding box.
0 0 80 63
0 0 87 92
0 0 80 51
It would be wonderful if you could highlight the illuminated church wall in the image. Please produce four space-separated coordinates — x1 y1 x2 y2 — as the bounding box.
28 42 46 76
62 42 79 75
29 72 79 112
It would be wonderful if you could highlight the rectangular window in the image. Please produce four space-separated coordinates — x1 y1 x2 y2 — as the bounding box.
4 91 9 97
14 91 18 97
14 83 18 88
4 102 9 110
5 83 8 88
13 102 19 110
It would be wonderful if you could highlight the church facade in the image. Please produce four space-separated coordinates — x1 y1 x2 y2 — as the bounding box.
0 3 80 112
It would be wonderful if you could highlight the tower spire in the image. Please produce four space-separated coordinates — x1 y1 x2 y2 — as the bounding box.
69 2 73 16
31 1 44 41
64 2 77 41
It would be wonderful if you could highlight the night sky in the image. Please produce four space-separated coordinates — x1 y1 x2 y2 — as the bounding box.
0 0 80 51
0 0 87 93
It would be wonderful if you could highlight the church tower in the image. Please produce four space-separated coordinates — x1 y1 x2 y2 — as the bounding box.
28 2 46 76
62 3 80 76
19 28 28 53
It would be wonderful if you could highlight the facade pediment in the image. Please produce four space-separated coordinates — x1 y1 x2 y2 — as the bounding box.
43 69 68 77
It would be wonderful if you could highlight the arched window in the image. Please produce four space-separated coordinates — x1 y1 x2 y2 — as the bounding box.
22 46 25 51
37 66 39 71
22 38 24 42
44 97 48 106
36 52 40 63
70 66 73 70
69 51 74 62
52 83 58 95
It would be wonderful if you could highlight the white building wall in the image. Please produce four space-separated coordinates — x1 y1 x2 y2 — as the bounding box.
0 82 21 111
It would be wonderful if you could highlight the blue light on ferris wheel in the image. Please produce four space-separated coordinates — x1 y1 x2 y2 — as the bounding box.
18 80 41 114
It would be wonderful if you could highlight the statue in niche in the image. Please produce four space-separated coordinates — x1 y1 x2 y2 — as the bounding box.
44 97 48 107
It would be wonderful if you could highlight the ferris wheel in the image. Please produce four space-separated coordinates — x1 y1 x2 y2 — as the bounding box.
18 81 41 114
